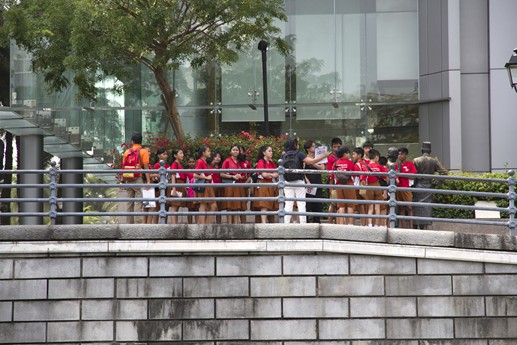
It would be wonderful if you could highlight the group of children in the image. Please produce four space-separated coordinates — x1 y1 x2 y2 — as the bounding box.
326 138 416 227
141 138 416 226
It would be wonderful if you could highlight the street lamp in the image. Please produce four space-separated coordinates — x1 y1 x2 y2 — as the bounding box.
258 40 270 136
504 48 517 92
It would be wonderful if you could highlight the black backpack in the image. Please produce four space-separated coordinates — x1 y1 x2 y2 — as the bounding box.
282 150 303 182
333 162 351 184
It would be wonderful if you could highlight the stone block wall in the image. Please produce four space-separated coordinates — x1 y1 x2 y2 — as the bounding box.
1 224 517 344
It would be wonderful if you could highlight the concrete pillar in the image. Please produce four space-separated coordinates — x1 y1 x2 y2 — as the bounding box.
61 156 83 225
19 134 44 225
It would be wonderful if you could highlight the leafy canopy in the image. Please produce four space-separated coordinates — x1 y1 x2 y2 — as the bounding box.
0 0 289 101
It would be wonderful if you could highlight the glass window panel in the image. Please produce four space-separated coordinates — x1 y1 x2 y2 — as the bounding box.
290 6 336 122
376 0 417 12
221 40 286 122
376 12 418 81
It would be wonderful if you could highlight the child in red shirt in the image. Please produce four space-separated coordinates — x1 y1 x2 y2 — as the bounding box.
333 146 356 225
363 149 387 227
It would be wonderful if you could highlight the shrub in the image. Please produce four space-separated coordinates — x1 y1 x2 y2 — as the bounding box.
110 131 295 169
432 171 512 219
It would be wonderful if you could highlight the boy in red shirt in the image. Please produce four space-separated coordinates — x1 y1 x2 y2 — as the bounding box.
352 147 369 226
396 147 417 229
326 137 342 224
333 146 356 225
361 149 387 227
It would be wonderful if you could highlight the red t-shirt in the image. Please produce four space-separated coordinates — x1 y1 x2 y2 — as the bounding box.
256 159 277 181
211 165 221 184
222 157 247 183
239 160 251 181
334 158 354 185
355 159 369 178
363 161 388 184
327 153 339 179
195 158 213 182
396 161 417 187
168 161 186 181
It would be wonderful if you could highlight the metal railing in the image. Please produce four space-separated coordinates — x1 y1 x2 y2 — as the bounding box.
0 161 515 235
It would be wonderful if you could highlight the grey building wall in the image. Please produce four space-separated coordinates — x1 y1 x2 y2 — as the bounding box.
488 0 517 171
1 223 517 343
420 0 517 172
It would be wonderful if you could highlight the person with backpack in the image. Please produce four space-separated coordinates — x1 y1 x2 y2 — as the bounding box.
333 146 356 225
281 138 330 224
303 140 325 223
119 132 151 224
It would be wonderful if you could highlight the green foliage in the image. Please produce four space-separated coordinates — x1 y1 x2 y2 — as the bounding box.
2 0 289 101
432 171 511 219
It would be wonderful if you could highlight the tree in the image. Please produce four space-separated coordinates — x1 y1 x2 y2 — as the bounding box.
0 0 289 139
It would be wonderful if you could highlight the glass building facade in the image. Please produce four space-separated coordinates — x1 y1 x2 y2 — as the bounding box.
8 0 420 166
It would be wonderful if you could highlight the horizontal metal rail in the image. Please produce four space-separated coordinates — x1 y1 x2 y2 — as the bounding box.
0 161 515 235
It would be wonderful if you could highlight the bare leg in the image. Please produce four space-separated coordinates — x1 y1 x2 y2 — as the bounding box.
346 206 355 225
367 204 374 226
168 206 178 224
260 208 268 223
337 207 345 225
209 203 217 224
198 204 207 224
374 204 382 226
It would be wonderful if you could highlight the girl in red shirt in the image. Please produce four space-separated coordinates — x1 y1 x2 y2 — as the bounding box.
167 148 187 224
251 145 279 223
207 151 223 224
220 144 247 224
148 148 168 224
185 156 198 224
193 145 216 224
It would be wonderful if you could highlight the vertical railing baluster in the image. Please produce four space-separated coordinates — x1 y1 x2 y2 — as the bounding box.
388 163 397 229
278 159 285 223
508 170 516 236
158 159 167 224
49 161 58 225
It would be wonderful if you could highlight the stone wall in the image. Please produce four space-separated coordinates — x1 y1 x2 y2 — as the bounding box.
1 224 517 344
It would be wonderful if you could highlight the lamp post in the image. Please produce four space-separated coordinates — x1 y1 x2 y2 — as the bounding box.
504 48 517 92
258 40 270 136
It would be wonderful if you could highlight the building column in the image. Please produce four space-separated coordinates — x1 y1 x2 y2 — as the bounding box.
19 134 44 225
61 156 83 225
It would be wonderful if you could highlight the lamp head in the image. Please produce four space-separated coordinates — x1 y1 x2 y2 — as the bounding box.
504 48 517 92
258 40 269 52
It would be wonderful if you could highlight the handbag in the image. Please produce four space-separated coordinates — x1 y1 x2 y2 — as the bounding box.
192 178 206 193
221 178 235 183
359 180 367 198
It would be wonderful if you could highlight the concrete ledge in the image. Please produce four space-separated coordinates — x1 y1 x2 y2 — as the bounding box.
454 232 517 251
388 228 455 247
0 224 516 256
321 224 387 243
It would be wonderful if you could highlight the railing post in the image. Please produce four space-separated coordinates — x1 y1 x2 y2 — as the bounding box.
277 159 286 223
48 161 58 225
158 160 167 224
508 170 516 236
388 163 397 229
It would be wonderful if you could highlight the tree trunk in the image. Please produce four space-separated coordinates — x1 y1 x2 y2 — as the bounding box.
153 67 186 139
0 131 13 225
164 90 186 140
